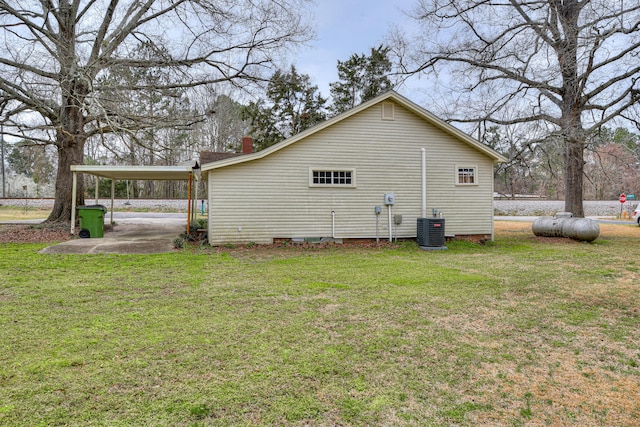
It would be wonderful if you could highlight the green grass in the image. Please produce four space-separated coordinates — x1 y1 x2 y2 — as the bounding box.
1 224 639 426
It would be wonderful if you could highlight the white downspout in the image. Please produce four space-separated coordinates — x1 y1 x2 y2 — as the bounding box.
421 148 427 218
331 211 336 238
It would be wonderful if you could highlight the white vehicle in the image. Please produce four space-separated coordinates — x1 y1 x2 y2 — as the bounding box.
634 204 640 226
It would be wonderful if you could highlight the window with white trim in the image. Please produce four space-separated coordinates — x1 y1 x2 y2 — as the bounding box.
456 166 477 185
310 169 355 187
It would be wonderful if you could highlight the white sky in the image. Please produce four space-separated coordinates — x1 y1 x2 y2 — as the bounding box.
296 0 417 98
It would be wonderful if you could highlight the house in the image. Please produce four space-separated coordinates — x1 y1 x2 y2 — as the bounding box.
201 91 506 245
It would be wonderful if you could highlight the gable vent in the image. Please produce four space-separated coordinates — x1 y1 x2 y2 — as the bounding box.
382 102 395 120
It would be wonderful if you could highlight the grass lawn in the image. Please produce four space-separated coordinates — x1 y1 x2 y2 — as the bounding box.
1 222 639 426
0 206 51 221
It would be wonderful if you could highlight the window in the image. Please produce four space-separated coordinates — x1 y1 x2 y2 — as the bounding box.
310 169 355 187
456 166 477 185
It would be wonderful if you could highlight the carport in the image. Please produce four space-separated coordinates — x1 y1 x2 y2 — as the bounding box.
69 164 199 235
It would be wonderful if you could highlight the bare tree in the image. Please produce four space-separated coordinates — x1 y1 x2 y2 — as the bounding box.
584 128 640 199
192 89 250 153
0 0 312 222
392 0 640 216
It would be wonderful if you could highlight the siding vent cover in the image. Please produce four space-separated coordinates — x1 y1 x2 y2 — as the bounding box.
382 102 395 120
417 218 446 249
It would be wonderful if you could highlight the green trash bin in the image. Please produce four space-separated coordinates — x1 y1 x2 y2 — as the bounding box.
77 205 107 238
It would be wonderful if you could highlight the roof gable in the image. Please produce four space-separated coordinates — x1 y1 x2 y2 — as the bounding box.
201 91 506 173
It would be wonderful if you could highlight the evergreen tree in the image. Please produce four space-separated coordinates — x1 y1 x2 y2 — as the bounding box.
243 66 327 150
330 45 393 115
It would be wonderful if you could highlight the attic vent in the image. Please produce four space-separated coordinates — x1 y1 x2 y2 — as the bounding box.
382 102 395 120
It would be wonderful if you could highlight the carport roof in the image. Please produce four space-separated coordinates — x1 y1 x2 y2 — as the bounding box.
70 165 198 181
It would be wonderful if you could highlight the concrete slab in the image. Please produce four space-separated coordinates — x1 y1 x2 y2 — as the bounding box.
39 216 185 255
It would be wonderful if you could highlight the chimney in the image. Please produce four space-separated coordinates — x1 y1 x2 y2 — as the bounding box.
241 136 253 154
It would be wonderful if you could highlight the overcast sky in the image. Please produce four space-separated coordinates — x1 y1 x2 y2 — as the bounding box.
296 0 416 98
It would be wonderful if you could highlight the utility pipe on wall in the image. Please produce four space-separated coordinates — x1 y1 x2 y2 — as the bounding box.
421 148 427 218
331 210 336 238
388 205 393 242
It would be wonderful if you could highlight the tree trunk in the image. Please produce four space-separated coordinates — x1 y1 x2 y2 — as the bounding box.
46 2 90 223
557 1 585 217
48 138 85 222
564 134 584 217
47 89 87 222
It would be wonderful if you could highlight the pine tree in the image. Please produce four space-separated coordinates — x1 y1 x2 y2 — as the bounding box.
330 45 393 115
243 66 327 150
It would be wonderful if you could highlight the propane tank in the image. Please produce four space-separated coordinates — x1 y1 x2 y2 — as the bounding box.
561 218 600 242
531 217 565 237
532 214 599 242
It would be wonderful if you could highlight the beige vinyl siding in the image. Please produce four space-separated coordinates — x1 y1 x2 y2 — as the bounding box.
207 101 495 244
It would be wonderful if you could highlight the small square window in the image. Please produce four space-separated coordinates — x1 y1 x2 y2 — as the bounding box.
314 171 330 184
457 167 477 185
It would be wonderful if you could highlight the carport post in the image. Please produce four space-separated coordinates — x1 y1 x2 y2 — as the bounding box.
94 178 99 205
193 177 199 224
186 171 192 235
191 162 200 225
70 171 77 235
110 179 115 225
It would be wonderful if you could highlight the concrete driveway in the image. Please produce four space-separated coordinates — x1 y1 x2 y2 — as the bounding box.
39 213 187 255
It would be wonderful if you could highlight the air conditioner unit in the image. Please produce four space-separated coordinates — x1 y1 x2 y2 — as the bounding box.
417 218 445 248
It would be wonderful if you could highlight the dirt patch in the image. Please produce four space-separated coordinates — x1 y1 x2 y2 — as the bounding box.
469 353 640 426
0 223 74 244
